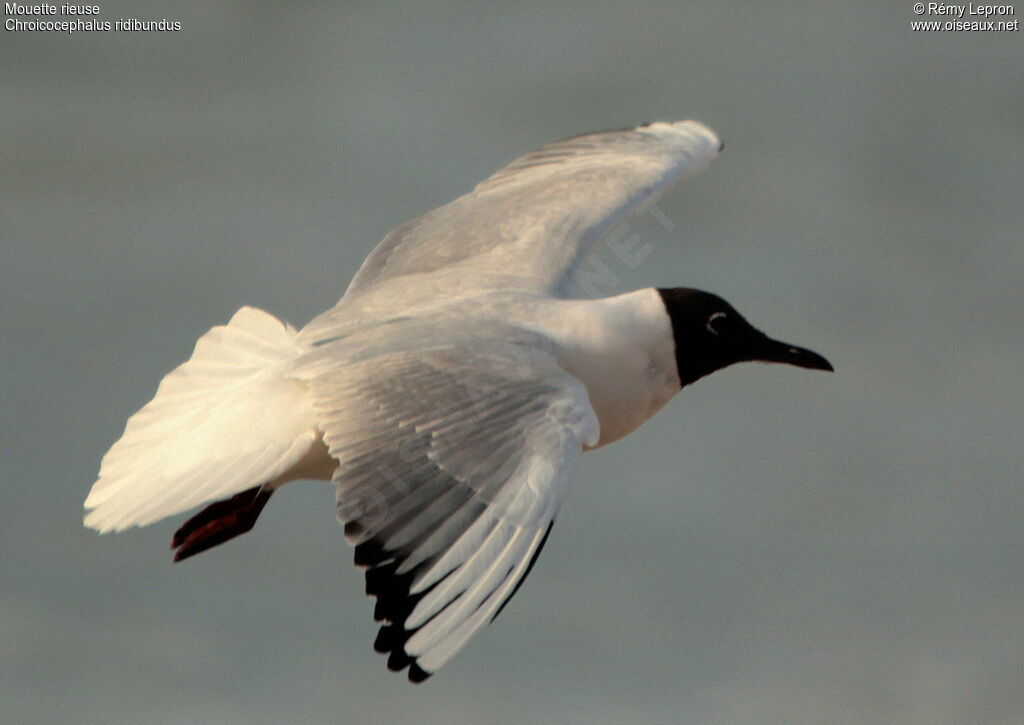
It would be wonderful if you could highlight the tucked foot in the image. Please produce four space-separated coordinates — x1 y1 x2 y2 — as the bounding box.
171 486 273 562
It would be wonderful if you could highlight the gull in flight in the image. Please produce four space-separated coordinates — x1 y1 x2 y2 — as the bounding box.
84 120 832 682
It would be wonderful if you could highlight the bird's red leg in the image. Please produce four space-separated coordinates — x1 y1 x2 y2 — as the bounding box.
171 486 273 562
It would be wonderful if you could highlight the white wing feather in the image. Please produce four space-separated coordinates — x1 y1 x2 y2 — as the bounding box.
343 120 720 300
299 121 720 345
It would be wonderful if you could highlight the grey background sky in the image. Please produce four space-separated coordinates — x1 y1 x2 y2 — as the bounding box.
3 2 1023 724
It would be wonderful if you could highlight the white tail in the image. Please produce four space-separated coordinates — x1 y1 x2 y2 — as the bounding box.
84 307 322 533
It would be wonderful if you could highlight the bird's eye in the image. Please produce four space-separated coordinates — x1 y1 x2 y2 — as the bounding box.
706 312 728 336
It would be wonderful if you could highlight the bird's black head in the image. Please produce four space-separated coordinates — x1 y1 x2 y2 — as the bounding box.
657 288 833 388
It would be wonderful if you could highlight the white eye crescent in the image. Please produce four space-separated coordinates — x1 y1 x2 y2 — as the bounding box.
706 312 727 335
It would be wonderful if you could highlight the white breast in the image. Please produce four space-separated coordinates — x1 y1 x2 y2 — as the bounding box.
535 289 681 448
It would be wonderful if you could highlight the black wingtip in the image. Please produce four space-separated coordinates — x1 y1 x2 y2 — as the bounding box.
387 649 413 672
354 537 386 567
408 663 432 683
374 624 397 653
375 624 432 682
718 139 725 153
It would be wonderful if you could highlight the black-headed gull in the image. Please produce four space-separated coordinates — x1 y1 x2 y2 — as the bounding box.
85 120 831 682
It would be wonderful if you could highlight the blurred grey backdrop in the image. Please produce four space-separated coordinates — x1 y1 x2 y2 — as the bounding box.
3 2 1023 724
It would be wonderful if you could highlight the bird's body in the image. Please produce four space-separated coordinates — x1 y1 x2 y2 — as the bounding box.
85 120 831 681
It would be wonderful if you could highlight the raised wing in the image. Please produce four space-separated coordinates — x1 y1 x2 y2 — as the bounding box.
345 120 721 299
292 320 599 680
